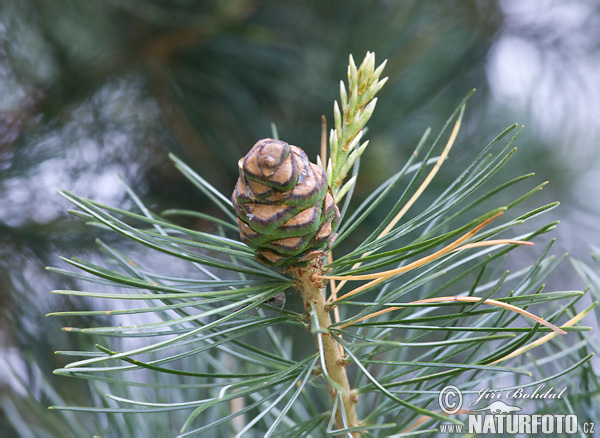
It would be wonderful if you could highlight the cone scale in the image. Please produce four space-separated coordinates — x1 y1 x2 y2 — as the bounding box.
232 138 339 267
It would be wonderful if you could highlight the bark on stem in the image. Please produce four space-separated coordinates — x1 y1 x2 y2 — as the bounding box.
293 263 360 437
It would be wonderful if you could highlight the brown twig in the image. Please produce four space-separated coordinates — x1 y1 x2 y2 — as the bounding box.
293 263 360 437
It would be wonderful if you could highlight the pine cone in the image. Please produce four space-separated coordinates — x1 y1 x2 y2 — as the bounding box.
232 138 340 267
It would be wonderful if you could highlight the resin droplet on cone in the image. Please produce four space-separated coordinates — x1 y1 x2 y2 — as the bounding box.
232 138 339 267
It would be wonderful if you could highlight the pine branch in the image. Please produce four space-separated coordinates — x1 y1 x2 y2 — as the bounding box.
44 51 595 437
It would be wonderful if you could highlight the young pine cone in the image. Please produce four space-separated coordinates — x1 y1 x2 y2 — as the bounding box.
232 138 340 267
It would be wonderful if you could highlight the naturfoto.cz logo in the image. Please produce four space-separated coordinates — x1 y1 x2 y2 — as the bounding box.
437 385 595 435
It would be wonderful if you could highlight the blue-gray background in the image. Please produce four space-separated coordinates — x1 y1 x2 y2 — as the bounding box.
1 1 599 435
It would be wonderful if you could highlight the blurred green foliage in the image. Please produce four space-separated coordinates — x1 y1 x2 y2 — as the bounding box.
1 0 598 436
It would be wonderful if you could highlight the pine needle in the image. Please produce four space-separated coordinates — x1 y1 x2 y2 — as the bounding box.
322 211 508 304
331 108 464 294
338 296 566 334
